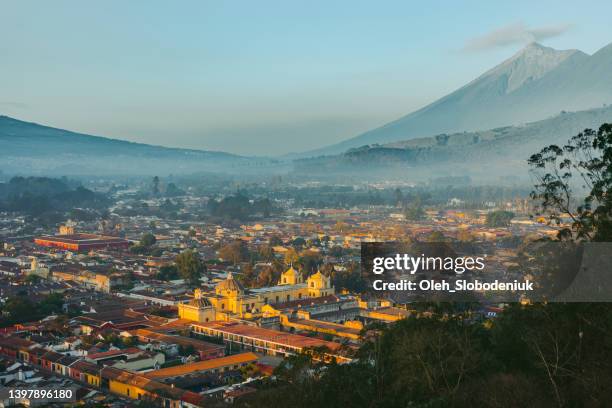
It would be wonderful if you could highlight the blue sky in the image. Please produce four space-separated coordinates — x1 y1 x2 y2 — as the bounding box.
2 0 612 155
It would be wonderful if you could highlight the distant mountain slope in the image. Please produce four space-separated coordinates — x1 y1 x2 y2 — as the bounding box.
0 116 282 175
294 105 612 182
306 42 612 156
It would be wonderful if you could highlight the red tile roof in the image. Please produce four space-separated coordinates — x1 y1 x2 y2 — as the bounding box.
193 321 343 351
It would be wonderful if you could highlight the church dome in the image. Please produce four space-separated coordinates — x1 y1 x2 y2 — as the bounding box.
215 272 245 296
189 297 212 307
189 288 212 308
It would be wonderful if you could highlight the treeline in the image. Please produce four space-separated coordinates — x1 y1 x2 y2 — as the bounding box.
114 198 186 220
207 193 277 221
275 185 529 209
0 293 65 327
0 176 109 217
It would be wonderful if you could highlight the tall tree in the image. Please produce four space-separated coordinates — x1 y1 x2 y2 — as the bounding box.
219 240 249 265
140 232 156 247
486 210 515 227
404 195 425 221
529 123 612 241
394 188 404 207
175 250 205 287
151 176 160 196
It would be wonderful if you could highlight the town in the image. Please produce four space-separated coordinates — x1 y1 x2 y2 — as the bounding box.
0 175 562 407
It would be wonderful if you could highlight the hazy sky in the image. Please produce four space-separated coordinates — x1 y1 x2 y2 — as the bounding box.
2 1 612 156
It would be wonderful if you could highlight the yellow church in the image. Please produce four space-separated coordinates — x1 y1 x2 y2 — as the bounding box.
179 267 334 322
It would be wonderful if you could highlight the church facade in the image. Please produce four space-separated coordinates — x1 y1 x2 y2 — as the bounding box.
179 267 334 323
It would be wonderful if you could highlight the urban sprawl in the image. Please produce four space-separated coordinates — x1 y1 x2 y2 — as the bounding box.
0 179 563 407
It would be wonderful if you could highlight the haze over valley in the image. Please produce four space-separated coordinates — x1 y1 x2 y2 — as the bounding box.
2 41 612 185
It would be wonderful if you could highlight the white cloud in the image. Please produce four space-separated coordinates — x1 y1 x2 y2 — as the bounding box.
463 22 573 52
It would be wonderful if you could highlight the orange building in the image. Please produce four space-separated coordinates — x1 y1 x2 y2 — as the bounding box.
144 352 258 379
102 367 204 407
34 233 129 251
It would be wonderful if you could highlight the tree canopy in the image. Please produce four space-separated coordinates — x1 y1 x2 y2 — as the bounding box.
529 123 612 241
486 210 515 227
175 250 205 287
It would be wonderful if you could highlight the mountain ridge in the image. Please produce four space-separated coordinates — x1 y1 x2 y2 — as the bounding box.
301 41 612 157
0 115 241 158
0 115 287 176
293 105 612 182
478 42 584 93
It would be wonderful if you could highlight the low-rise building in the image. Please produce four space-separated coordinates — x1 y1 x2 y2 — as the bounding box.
143 352 258 380
132 328 225 360
191 321 352 363
34 233 129 252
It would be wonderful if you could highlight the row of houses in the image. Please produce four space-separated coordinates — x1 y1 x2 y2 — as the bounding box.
0 336 205 407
